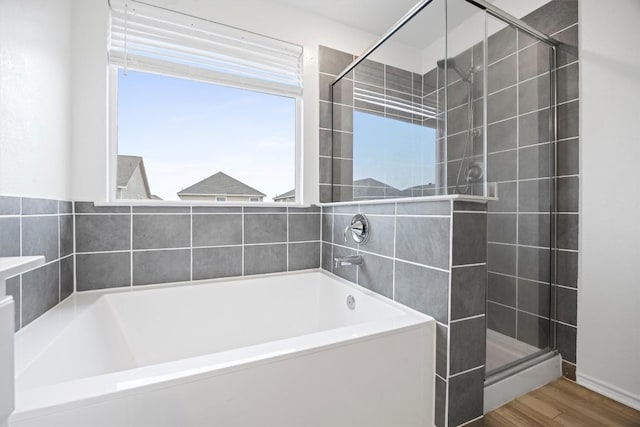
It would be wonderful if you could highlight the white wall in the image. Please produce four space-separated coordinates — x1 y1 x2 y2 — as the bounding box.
71 0 421 203
578 0 640 410
0 0 73 200
70 0 109 202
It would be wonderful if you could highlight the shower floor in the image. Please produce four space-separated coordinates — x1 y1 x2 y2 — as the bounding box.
485 329 541 374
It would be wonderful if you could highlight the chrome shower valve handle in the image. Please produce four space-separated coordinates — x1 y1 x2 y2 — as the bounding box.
343 214 370 244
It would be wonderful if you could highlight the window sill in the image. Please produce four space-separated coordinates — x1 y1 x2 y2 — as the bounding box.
319 194 496 207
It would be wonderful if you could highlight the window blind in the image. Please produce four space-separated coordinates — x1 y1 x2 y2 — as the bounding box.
354 85 437 120
108 0 303 96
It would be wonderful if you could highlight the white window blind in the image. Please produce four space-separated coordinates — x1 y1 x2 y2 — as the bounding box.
108 0 303 96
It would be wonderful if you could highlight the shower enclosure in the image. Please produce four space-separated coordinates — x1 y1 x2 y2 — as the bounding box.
328 0 559 384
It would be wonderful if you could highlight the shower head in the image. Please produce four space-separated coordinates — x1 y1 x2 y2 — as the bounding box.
436 57 472 83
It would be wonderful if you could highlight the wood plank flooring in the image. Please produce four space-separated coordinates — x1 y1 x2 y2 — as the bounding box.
484 378 640 426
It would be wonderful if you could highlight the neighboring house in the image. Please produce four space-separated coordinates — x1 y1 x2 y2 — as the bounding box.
273 189 295 203
353 177 402 200
177 172 266 202
117 155 152 199
402 182 436 197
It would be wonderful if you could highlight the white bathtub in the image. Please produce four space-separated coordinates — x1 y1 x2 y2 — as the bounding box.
10 270 435 427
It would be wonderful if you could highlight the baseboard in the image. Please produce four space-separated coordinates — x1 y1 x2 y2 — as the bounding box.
577 372 640 411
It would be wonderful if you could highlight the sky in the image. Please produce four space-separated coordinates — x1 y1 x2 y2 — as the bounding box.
354 111 437 190
117 69 295 201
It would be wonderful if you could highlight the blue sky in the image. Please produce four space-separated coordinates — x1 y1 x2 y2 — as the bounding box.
354 111 436 190
117 69 295 200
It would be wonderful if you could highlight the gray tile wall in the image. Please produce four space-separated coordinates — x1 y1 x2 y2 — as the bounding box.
0 196 74 331
74 203 320 291
480 0 579 376
321 199 487 427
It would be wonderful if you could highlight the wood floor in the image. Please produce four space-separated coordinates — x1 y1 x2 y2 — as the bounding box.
484 378 640 426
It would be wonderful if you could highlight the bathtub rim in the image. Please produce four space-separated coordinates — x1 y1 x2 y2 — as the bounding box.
12 269 435 421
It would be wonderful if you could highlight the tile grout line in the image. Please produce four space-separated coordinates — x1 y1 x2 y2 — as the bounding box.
73 202 77 294
391 203 397 300
190 206 193 282
515 28 520 340
130 206 133 287
73 240 322 256
19 197 23 329
241 206 245 276
446 200 453 422
449 364 484 379
57 201 61 303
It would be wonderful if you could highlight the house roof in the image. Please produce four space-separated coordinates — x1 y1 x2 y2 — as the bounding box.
353 177 398 190
117 155 142 187
178 172 266 197
117 155 151 197
273 189 295 201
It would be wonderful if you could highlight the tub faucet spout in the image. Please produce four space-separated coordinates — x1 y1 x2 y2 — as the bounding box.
333 255 363 269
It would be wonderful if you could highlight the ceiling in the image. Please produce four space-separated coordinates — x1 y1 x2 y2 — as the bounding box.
271 0 421 38
271 0 494 51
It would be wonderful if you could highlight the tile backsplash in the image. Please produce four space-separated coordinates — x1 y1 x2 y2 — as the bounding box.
74 203 321 291
321 199 488 427
0 196 74 330
1 199 320 331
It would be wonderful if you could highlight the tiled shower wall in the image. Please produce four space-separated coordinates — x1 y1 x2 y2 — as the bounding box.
73 203 320 290
0 196 74 331
321 200 487 427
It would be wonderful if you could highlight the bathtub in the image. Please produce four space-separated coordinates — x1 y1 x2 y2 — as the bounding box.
10 270 435 427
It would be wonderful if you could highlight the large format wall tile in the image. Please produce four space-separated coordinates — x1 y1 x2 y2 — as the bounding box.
76 252 131 291
22 261 60 327
396 216 450 269
22 216 59 262
76 214 130 252
244 214 287 244
288 242 320 271
244 244 287 275
133 249 191 286
0 196 20 214
0 217 20 257
192 214 242 247
357 253 393 299
133 214 190 249
0 197 76 331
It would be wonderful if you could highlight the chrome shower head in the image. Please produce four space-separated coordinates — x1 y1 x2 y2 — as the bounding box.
436 57 472 83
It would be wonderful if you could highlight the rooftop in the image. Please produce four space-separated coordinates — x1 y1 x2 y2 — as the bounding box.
178 172 266 197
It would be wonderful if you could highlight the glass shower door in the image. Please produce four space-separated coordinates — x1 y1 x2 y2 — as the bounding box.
485 18 555 375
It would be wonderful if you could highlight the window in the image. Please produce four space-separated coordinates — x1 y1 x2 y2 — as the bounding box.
108 1 302 203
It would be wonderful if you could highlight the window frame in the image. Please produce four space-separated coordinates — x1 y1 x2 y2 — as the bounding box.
107 65 303 205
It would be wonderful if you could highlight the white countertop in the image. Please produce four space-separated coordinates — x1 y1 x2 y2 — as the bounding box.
0 257 45 296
